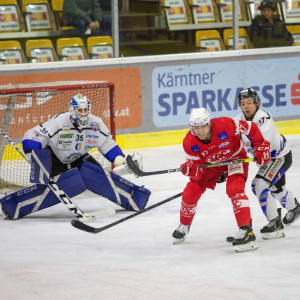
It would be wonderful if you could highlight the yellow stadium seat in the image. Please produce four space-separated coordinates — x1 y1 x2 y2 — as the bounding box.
195 30 226 51
22 0 57 31
25 39 58 62
0 0 26 32
188 0 220 23
286 25 300 46
56 37 89 61
223 28 253 49
282 0 300 23
215 0 248 22
161 0 192 27
51 0 75 30
0 40 27 64
87 36 113 59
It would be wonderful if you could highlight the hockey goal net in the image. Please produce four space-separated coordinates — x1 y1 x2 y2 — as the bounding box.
0 81 115 193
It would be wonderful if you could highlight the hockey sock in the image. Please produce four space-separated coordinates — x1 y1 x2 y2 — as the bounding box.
180 200 197 225
231 193 251 227
272 187 296 210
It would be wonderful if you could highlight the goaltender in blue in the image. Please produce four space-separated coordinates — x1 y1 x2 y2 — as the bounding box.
0 94 150 220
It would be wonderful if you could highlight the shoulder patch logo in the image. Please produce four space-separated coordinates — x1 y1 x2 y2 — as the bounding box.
191 145 201 153
91 122 100 131
218 131 228 141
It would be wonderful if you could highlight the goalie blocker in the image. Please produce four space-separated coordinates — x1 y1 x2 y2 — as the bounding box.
0 150 150 220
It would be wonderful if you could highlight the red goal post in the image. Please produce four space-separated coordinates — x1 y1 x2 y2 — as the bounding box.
0 81 115 193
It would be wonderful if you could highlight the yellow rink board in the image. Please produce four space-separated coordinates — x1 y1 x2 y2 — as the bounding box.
116 119 300 150
2 120 300 160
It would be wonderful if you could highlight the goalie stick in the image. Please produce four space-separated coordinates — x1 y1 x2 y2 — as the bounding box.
126 155 256 177
0 128 115 222
71 192 182 233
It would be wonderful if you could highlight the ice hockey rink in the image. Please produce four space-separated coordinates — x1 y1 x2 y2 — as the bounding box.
1 134 300 300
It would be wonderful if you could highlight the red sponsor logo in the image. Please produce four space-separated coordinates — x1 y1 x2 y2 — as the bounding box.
291 74 300 105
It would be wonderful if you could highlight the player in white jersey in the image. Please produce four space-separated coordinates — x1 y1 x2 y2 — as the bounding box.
22 93 128 175
0 94 148 220
234 88 299 239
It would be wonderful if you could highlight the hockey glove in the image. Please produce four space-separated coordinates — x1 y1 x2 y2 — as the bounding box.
181 160 202 179
253 140 271 166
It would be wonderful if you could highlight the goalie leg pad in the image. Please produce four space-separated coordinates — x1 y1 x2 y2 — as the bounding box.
1 184 48 219
80 161 151 211
30 149 51 184
0 168 86 219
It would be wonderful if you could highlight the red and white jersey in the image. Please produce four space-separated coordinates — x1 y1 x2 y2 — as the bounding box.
183 117 265 164
234 108 290 158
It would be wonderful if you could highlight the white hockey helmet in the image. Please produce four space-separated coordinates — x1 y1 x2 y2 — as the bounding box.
189 108 211 126
69 94 91 127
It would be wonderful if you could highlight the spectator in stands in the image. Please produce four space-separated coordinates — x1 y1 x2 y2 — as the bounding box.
98 0 112 36
63 0 110 36
249 0 294 48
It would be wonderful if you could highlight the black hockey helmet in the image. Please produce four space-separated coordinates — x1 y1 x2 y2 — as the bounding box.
258 0 276 11
237 88 259 106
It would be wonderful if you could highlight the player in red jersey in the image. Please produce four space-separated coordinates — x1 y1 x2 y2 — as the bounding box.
173 108 271 252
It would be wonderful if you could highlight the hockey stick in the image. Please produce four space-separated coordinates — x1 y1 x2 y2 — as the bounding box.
71 192 182 233
126 155 256 177
0 129 115 222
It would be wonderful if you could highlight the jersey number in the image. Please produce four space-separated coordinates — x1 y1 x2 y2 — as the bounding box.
40 127 48 134
258 113 271 127
76 135 83 141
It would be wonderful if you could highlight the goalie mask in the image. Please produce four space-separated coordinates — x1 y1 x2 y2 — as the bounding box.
189 108 211 126
237 88 259 107
69 94 91 127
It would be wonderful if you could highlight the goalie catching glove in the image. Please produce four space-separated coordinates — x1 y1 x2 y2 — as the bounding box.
113 152 143 177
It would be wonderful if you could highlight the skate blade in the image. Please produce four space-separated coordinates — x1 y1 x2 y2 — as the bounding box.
234 241 258 253
261 229 285 240
173 237 186 244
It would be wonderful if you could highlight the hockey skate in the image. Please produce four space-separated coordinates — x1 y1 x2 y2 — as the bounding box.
232 224 258 253
283 200 300 225
260 208 285 240
172 223 191 244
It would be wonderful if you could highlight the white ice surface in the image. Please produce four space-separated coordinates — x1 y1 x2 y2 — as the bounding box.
1 135 300 300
